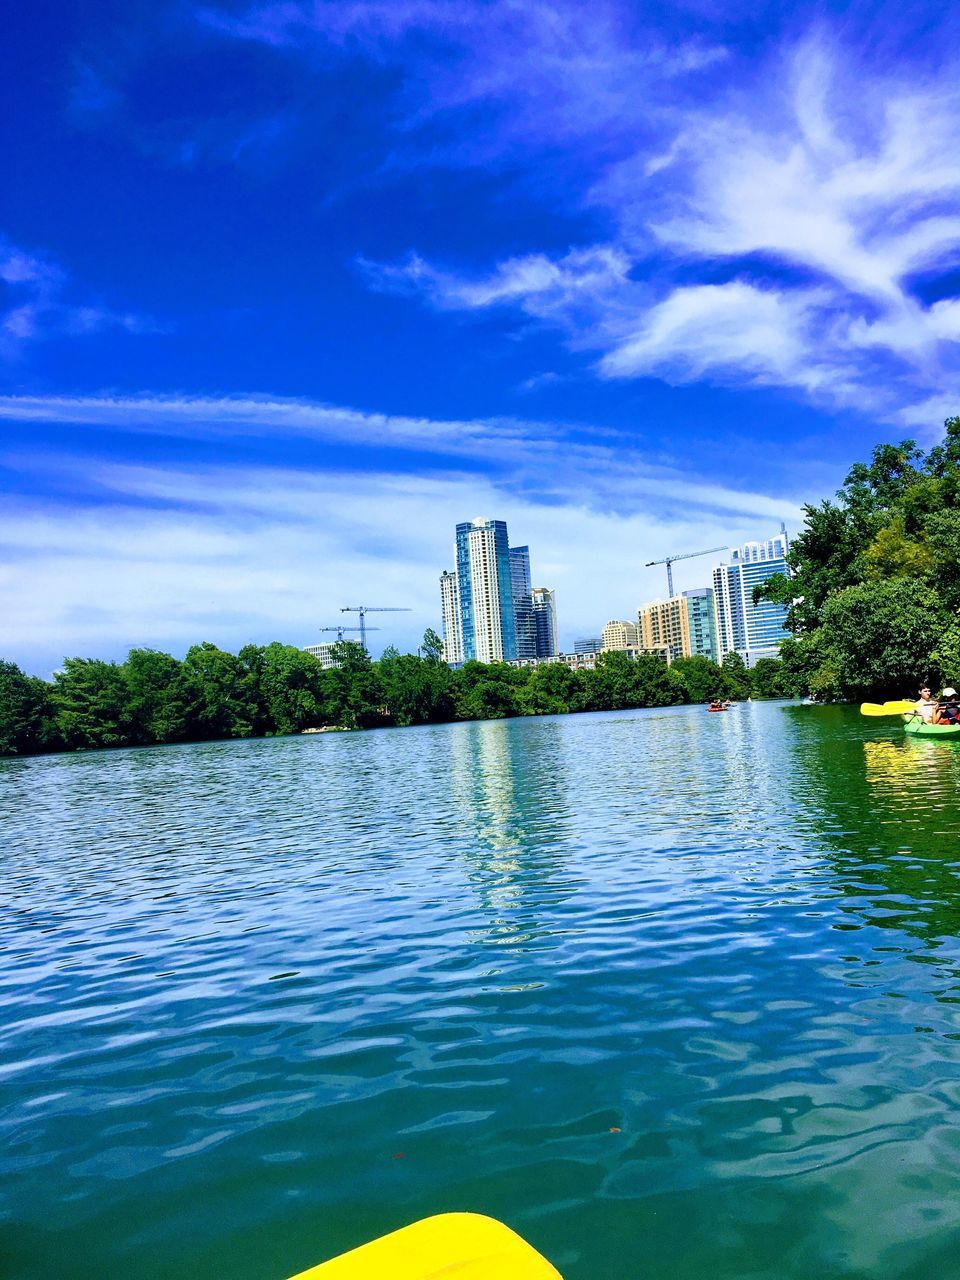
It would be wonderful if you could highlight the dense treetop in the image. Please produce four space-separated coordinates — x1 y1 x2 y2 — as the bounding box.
759 416 960 700
0 641 782 759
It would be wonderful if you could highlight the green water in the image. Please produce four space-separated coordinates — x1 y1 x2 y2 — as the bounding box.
3 702 960 1280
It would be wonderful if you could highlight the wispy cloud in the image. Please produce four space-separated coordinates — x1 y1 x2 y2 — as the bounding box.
0 440 803 674
338 29 960 425
199 0 725 159
0 390 806 522
0 237 155 359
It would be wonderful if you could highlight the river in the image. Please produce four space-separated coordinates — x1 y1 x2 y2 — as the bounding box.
2 702 960 1279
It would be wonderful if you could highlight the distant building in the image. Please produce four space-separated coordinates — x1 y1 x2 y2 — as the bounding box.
712 529 790 666
507 646 670 672
532 586 558 657
638 597 687 662
303 642 340 669
509 545 537 660
682 588 718 661
574 636 603 654
638 588 719 662
601 620 642 650
439 569 463 665
454 518 517 663
440 520 552 665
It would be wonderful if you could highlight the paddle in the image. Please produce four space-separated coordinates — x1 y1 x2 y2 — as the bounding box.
288 1213 563 1280
860 700 919 716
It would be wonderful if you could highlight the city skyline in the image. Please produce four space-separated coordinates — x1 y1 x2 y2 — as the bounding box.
5 3 959 673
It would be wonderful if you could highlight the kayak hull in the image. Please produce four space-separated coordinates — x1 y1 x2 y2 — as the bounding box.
903 716 960 737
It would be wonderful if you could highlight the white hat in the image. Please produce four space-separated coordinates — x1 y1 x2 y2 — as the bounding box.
943 688 957 698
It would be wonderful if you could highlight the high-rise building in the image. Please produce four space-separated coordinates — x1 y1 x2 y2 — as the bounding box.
453 518 517 663
602 620 642 651
638 597 687 661
574 636 603 654
712 529 790 666
682 588 718 661
509 545 537 660
439 569 462 665
532 586 558 657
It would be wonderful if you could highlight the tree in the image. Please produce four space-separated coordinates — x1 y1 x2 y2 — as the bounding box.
53 658 133 750
179 642 259 739
720 652 751 700
379 651 454 725
259 642 329 734
123 649 187 744
421 628 444 663
0 661 56 756
817 579 944 698
671 655 726 703
750 658 788 700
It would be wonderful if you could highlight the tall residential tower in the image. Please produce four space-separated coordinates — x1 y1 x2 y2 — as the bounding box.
439 520 555 664
712 528 790 666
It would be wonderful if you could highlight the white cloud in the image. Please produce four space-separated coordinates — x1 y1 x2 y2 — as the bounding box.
347 33 960 425
0 449 803 674
0 391 806 521
0 236 154 358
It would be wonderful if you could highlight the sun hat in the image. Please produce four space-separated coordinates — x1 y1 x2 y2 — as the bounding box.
943 687 957 697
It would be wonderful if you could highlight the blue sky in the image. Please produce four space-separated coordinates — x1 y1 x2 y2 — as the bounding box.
3 0 960 672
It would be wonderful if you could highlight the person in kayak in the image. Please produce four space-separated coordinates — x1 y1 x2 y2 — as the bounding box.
935 687 960 724
914 687 937 722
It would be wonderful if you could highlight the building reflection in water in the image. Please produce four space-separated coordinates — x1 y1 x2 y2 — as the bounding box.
446 717 579 953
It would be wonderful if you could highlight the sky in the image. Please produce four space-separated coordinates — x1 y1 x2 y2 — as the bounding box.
3 0 960 673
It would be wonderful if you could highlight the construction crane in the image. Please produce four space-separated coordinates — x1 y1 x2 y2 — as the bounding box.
645 545 729 598
318 625 379 644
340 605 411 652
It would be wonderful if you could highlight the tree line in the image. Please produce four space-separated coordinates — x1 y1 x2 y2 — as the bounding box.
758 415 960 701
0 633 789 758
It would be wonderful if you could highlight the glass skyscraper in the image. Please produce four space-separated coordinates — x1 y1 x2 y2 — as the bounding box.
440 521 555 664
712 529 790 666
532 587 558 657
509 546 537 660
451 518 517 663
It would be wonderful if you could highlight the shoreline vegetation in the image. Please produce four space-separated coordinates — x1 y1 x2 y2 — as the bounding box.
3 418 958 759
0 640 785 759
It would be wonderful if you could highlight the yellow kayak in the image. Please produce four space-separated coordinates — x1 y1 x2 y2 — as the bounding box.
288 1213 562 1280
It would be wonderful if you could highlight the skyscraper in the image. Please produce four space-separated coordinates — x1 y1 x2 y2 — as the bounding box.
439 569 462 664
453 518 517 663
532 586 558 657
712 529 790 665
509 545 537 660
683 588 718 661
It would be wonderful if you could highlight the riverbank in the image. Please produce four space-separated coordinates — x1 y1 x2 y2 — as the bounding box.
1 644 789 758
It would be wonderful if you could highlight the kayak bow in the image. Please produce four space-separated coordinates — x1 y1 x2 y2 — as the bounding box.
287 1214 563 1280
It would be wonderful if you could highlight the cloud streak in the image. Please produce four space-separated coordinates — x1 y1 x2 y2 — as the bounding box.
0 237 154 359
0 443 804 675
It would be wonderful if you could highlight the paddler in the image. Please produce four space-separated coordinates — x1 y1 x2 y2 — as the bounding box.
935 687 960 725
914 686 937 723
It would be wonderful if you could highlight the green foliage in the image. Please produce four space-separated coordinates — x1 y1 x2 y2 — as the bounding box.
672 655 727 703
53 658 133 750
720 651 752 699
0 660 57 755
759 415 960 697
1 640 798 756
420 628 444 662
179 642 260 740
124 649 188 744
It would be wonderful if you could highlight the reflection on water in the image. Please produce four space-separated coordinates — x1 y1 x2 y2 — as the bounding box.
2 704 960 1280
448 719 577 947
